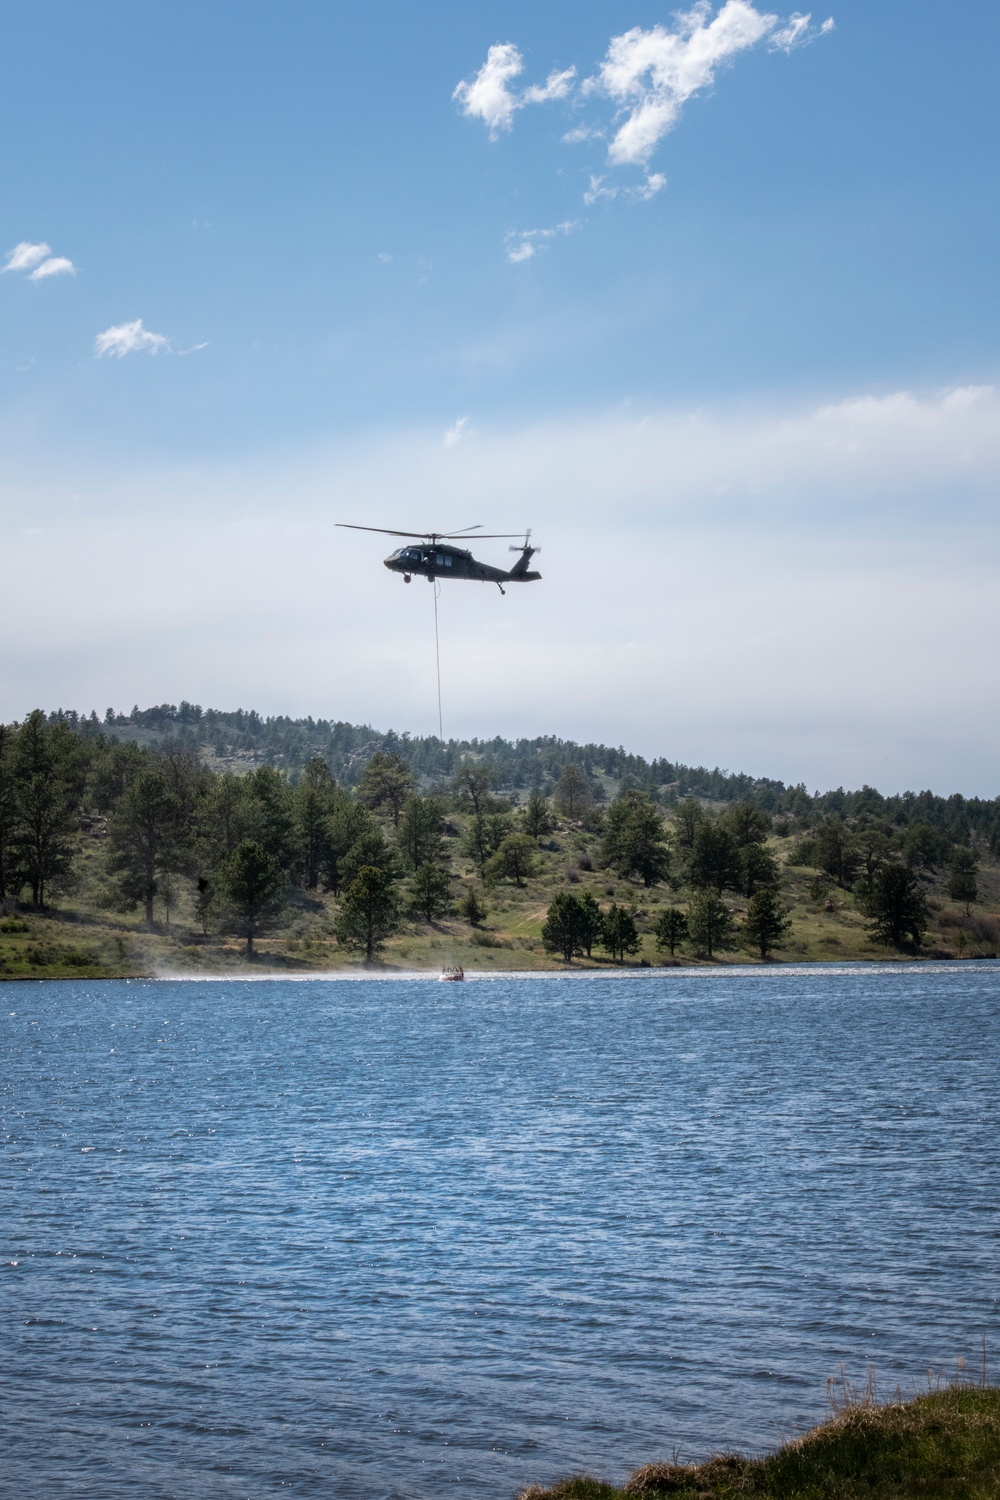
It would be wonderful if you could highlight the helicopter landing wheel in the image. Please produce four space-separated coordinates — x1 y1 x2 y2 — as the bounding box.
403 574 411 583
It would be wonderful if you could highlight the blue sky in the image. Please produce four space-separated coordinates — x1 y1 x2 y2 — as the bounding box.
2 2 999 792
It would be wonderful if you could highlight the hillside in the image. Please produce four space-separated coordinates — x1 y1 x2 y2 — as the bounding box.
43 702 1000 831
0 704 997 979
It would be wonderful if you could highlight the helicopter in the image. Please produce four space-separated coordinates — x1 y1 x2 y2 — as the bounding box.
336 524 541 594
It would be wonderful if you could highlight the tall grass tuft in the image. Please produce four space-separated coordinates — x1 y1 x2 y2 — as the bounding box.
516 1350 1000 1500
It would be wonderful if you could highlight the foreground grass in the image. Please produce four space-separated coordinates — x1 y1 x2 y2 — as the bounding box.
518 1387 1000 1500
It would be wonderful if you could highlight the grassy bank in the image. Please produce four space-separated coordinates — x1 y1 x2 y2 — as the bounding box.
2 809 999 980
517 1383 1000 1499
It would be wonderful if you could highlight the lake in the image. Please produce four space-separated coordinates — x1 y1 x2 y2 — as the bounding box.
2 966 998 1498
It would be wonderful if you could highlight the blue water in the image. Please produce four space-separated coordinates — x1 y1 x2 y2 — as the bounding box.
2 966 998 1499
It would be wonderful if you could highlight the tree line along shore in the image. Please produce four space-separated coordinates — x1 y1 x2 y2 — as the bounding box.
1 705 998 978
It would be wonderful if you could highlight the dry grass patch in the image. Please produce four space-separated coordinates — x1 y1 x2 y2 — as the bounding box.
516 1376 1000 1500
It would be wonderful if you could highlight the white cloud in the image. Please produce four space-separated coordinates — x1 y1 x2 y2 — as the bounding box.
453 43 576 137
770 10 835 51
523 66 577 105
3 241 52 273
504 221 578 264
177 341 210 356
583 175 616 204
454 42 523 135
584 172 666 204
443 416 469 448
94 319 170 358
770 12 810 48
632 171 667 200
591 2 778 166
28 256 76 281
456 6 832 214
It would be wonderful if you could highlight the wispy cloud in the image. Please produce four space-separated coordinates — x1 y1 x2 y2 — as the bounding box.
443 416 468 448
29 256 76 281
590 3 779 166
504 221 578 264
523 66 577 105
584 172 666 204
453 43 575 137
457 5 833 194
94 319 170 358
3 241 51 273
771 12 834 50
3 241 78 279
177 341 210 356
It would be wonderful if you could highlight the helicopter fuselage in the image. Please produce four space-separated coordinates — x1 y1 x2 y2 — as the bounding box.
385 542 540 587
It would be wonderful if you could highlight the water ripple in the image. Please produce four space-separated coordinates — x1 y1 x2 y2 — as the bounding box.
1 967 998 1497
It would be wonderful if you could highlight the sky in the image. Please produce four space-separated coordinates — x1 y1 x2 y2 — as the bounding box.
1 0 998 794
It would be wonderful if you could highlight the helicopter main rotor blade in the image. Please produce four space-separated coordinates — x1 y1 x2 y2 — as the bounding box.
337 523 529 541
336 524 432 539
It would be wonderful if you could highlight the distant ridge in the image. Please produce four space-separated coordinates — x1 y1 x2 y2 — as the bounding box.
36 701 1000 840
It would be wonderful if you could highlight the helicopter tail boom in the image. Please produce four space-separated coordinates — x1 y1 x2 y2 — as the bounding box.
507 546 540 581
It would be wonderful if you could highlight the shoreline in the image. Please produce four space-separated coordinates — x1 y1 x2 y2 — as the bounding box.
4 954 999 983
516 1384 1000 1499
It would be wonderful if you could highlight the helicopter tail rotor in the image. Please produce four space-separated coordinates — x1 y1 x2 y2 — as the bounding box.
507 530 541 581
508 529 539 555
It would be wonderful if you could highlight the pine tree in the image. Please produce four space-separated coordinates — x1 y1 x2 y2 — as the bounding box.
522 792 554 839
0 725 19 902
600 903 640 963
12 711 81 907
541 892 586 962
397 796 445 870
409 862 452 921
450 766 496 817
739 842 780 897
357 752 415 827
293 757 338 889
598 791 671 887
335 865 400 963
742 888 791 960
859 862 928 949
458 887 488 926
688 891 734 958
577 891 604 957
555 765 592 820
463 811 512 875
687 821 741 895
323 798 374 895
655 907 688 957
107 769 185 928
947 847 978 917
484 833 538 887
218 840 286 956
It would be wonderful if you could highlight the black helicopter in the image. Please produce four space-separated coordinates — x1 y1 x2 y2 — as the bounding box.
336 524 541 594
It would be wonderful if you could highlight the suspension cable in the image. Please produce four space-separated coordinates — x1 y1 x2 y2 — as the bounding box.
432 578 443 743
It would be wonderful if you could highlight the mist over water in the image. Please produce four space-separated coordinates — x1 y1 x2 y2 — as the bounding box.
2 968 998 1499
